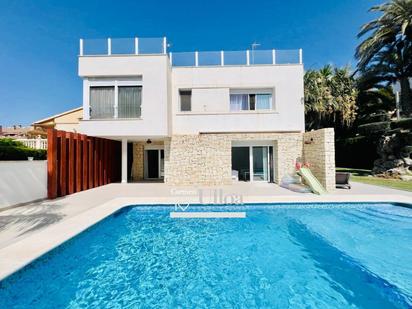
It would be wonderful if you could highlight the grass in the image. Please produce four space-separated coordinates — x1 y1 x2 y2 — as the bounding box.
337 168 412 192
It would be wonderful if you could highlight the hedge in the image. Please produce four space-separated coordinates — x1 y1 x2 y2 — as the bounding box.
0 139 47 160
357 121 391 136
335 136 379 169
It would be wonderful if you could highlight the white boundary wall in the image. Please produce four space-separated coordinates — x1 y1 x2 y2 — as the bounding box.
0 161 47 209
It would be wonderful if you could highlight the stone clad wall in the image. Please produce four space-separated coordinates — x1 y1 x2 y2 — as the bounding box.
303 128 335 191
164 132 304 186
135 129 335 190
131 142 144 181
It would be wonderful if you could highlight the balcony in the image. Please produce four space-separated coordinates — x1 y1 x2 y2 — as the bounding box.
79 37 303 66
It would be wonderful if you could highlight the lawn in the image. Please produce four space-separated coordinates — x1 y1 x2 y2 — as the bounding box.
337 168 412 192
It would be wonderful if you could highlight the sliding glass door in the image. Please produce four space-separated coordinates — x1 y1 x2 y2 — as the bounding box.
252 146 269 181
231 145 272 182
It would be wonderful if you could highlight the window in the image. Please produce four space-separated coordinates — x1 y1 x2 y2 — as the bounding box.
118 86 142 118
89 84 142 119
90 86 115 119
230 92 272 111
179 90 192 111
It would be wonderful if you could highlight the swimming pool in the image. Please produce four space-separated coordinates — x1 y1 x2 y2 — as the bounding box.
0 203 411 308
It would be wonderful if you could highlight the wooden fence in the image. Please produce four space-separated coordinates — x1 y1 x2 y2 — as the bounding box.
47 129 121 199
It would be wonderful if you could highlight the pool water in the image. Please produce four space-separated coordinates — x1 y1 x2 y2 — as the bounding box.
0 203 411 308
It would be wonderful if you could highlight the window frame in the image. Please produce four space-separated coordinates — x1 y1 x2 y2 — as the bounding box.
179 89 192 112
86 78 143 120
229 89 274 111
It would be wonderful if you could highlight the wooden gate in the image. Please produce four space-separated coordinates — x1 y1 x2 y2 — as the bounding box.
47 129 121 199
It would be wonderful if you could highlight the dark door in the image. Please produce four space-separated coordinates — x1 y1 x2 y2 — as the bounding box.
147 150 159 178
127 143 133 181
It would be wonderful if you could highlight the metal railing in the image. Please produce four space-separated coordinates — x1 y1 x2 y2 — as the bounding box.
17 138 48 150
170 49 302 66
80 37 167 56
79 37 303 66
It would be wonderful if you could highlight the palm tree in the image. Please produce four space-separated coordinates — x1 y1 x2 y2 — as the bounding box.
304 65 357 131
356 0 412 115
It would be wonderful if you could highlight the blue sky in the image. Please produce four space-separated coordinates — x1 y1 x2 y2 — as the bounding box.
0 0 380 126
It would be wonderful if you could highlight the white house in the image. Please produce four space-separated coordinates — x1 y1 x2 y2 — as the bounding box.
78 37 335 190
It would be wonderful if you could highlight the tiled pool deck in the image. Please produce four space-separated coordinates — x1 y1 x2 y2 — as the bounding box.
0 181 410 279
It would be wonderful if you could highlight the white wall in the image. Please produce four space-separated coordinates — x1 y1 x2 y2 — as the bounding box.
78 55 304 136
0 161 47 209
78 55 170 138
172 64 305 134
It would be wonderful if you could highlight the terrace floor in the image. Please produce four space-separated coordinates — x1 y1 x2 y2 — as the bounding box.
0 181 411 250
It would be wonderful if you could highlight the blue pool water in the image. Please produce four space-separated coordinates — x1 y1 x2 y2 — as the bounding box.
0 203 411 308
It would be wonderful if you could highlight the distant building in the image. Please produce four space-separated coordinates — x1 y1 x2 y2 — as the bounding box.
0 125 31 138
32 107 83 134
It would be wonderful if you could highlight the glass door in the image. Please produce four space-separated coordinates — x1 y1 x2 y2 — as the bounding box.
252 146 269 181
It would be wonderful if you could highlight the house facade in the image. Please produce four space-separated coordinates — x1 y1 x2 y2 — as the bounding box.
33 107 83 134
78 37 335 190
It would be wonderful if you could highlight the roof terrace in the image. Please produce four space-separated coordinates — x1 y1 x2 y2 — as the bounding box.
79 37 303 67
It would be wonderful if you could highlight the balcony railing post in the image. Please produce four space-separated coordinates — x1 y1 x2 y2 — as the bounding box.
169 52 173 65
108 38 111 55
195 51 199 67
79 39 83 56
163 37 167 54
135 37 139 55
272 49 276 65
221 51 224 66
299 48 303 64
246 50 250 65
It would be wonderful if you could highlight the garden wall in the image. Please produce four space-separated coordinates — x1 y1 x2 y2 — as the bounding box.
0 161 47 209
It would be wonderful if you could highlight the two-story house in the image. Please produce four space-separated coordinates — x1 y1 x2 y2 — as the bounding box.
78 37 335 190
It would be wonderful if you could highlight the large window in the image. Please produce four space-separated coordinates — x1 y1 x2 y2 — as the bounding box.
89 85 141 119
179 90 192 111
118 86 142 118
90 86 115 119
230 91 273 111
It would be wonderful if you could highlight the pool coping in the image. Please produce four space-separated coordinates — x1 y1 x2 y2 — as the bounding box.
0 194 411 281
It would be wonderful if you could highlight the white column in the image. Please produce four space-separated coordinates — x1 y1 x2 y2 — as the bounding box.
272 49 276 65
249 146 254 182
299 48 303 64
108 38 112 55
121 138 128 183
79 39 83 56
36 137 41 150
83 80 90 120
246 50 250 65
135 37 139 55
169 52 173 65
220 50 224 66
195 51 199 67
163 37 167 54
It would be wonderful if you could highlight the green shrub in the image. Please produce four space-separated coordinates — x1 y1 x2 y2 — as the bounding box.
391 118 412 130
357 121 390 135
335 136 379 169
0 138 25 147
0 144 47 160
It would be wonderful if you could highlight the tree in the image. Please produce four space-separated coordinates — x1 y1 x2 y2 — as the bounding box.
356 68 396 122
356 0 412 115
304 65 358 132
